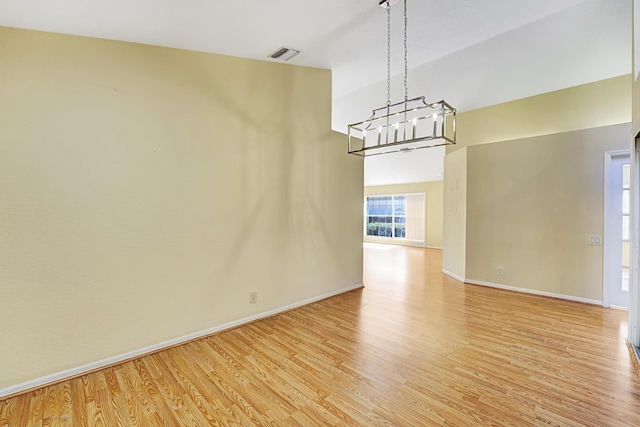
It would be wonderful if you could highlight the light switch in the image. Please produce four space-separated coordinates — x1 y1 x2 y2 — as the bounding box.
588 235 602 246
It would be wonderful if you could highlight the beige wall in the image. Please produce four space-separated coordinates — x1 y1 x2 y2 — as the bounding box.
0 27 363 390
466 124 629 301
450 75 631 153
442 148 467 278
364 181 443 248
443 75 632 300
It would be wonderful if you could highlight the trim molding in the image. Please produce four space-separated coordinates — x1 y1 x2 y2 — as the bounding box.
0 283 364 400
424 246 443 250
439 271 604 306
627 341 640 379
609 305 629 311
363 237 425 248
464 279 602 306
441 269 465 283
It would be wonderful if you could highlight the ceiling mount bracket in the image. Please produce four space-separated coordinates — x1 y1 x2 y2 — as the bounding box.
379 0 399 8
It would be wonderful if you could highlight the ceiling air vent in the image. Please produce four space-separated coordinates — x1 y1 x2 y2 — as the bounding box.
268 47 301 61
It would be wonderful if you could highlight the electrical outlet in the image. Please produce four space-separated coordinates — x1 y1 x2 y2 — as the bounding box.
497 267 504 276
249 291 258 304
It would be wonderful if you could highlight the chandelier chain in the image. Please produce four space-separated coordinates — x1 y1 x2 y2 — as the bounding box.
403 0 408 102
386 3 391 107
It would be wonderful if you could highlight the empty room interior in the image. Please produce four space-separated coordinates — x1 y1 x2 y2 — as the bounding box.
2 0 640 425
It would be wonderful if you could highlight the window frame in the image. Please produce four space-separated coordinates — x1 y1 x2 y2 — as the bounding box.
363 192 425 244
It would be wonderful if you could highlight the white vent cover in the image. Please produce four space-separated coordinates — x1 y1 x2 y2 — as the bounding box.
268 47 301 61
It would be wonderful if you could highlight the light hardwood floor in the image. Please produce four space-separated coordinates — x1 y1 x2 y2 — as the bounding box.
1 245 640 426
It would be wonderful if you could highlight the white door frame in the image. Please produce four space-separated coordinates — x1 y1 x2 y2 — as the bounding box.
603 150 630 308
629 124 640 346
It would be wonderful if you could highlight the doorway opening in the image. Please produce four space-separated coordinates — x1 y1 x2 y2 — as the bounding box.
604 150 631 308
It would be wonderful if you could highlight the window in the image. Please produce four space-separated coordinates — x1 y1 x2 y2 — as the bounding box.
365 193 424 242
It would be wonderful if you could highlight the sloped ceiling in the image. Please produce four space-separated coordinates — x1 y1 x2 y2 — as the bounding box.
0 0 631 185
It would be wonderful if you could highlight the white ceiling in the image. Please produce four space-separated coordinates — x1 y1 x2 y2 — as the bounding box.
0 0 632 186
364 146 446 187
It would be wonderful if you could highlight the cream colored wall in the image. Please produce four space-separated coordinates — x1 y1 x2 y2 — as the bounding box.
450 75 631 153
443 76 632 289
0 27 363 390
442 148 467 279
364 181 443 248
465 124 629 301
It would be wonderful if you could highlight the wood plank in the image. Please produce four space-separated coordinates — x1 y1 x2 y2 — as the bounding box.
1 246 640 425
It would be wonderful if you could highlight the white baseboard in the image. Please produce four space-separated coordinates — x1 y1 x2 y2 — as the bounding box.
424 246 443 250
464 279 602 306
441 269 465 283
0 283 364 399
440 271 603 305
363 237 425 248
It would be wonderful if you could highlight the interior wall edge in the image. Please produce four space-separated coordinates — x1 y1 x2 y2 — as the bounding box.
441 269 465 283
448 74 632 154
0 282 364 400
454 120 632 152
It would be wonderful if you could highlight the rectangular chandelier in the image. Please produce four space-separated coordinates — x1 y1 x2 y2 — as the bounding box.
347 97 456 157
